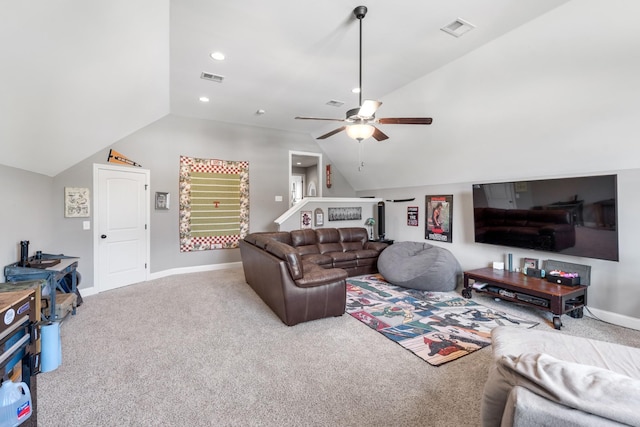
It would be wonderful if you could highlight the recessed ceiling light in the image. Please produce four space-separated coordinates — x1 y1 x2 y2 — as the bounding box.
199 96 210 102
352 87 361 94
210 52 225 61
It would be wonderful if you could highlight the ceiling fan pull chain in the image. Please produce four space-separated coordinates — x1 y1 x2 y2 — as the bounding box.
358 140 365 171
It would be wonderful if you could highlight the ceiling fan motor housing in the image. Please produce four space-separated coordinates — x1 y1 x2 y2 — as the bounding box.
353 6 367 20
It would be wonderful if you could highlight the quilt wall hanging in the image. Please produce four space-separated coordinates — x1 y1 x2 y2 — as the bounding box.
179 156 249 252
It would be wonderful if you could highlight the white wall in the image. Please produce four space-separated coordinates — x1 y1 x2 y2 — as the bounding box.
0 165 55 272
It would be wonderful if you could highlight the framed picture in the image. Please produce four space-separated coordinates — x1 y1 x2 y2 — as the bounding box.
523 258 539 270
301 211 312 229
426 195 453 243
64 187 90 218
314 208 324 226
407 206 419 226
155 192 170 210
328 207 362 221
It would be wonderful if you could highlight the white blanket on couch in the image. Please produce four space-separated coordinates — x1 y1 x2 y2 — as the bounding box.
495 352 640 426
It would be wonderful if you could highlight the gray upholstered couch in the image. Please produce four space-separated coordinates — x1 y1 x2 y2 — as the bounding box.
482 326 640 427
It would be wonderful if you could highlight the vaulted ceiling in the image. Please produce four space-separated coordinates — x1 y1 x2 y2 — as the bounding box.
1 0 569 177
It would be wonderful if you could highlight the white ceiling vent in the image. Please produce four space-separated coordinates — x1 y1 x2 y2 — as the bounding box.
326 100 345 107
200 72 224 83
441 18 475 38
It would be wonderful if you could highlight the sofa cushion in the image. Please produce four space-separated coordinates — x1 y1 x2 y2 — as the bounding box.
245 231 292 246
265 240 304 280
291 229 320 256
504 210 529 226
338 227 368 251
316 228 343 254
300 253 333 266
326 251 357 264
252 235 271 249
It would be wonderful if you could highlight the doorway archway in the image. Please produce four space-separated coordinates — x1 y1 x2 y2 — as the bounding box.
289 151 322 207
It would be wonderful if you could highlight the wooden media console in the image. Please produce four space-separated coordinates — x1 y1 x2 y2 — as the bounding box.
462 267 588 329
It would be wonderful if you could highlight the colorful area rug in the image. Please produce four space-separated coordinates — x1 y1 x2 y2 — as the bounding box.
346 274 538 366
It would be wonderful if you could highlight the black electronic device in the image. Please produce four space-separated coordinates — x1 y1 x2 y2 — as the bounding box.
19 240 29 267
525 268 543 278
516 293 550 307
486 285 502 294
472 174 618 261
377 201 385 240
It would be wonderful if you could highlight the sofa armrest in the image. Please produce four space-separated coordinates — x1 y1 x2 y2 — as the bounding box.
295 263 348 288
364 241 388 252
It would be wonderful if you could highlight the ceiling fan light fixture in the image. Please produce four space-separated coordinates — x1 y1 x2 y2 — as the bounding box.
346 123 375 141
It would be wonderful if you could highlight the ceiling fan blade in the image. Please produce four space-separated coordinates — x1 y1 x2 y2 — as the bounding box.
372 127 389 141
317 126 346 140
358 100 382 118
378 117 433 125
295 116 345 122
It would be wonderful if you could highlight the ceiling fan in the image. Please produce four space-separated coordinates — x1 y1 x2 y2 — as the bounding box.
295 5 433 142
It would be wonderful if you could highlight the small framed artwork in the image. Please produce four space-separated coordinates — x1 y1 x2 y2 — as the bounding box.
314 208 324 227
523 258 539 270
426 195 453 243
328 207 362 221
64 187 90 218
155 192 170 210
407 206 419 226
301 211 312 229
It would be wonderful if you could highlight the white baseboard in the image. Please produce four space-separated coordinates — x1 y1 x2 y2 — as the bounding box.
77 262 243 299
585 306 640 331
148 261 243 280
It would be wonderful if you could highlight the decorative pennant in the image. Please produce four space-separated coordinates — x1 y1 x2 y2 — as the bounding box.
107 149 142 167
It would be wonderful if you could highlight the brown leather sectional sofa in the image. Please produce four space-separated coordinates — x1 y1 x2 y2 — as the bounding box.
239 227 388 326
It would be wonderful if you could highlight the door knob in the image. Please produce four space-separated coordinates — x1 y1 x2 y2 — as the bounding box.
101 234 107 239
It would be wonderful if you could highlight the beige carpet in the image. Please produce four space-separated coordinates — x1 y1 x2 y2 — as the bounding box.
36 267 640 426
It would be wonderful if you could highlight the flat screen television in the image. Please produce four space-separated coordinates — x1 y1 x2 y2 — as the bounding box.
472 174 618 261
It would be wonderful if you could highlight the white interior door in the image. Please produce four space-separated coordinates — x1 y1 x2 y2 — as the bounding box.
291 175 303 205
94 164 149 292
483 183 518 209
